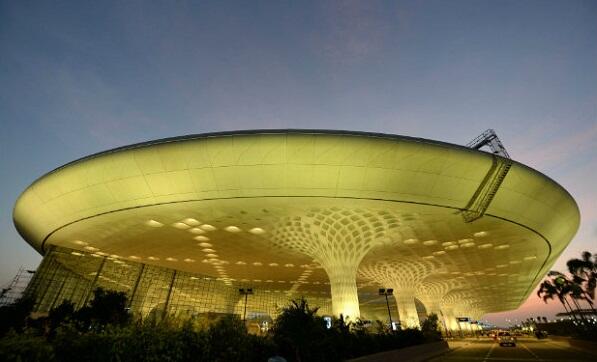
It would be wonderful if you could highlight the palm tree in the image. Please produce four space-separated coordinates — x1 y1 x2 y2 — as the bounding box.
272 297 325 362
567 251 597 314
537 276 579 323
548 271 588 323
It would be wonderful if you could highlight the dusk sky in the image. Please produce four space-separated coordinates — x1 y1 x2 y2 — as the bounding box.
1 1 595 326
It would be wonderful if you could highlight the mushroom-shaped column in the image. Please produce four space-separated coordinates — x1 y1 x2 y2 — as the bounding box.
272 207 400 319
417 275 468 319
359 256 440 329
417 282 449 319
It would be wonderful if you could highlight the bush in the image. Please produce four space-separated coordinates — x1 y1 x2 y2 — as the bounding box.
0 291 436 361
0 332 53 362
0 296 34 337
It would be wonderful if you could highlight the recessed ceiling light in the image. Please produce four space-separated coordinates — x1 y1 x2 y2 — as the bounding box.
253 262 263 266
198 242 213 247
269 263 279 267
166 257 177 262
201 248 216 253
146 220 163 227
461 242 476 248
189 228 205 234
110 254 120 258
523 256 537 261
71 251 84 256
432 251 446 256
225 226 241 233
442 241 454 247
184 258 195 263
284 263 294 267
236 261 246 265
423 240 438 246
509 260 521 264
84 246 99 251
496 264 508 268
404 238 418 245
129 256 140 260
200 224 216 231
422 255 435 260
495 245 510 250
249 227 265 235
148 256 159 261
474 231 488 238
183 218 200 226
73 240 88 246
91 254 101 258
478 243 493 249
194 236 210 241
172 222 190 229
458 238 474 244
205 254 219 258
445 245 459 250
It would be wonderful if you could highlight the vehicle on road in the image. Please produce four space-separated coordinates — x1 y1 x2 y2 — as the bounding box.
498 331 517 347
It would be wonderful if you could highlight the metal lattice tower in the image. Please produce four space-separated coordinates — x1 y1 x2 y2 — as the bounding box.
462 130 513 223
0 267 35 306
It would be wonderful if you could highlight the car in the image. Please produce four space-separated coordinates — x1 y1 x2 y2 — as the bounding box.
498 332 517 347
535 330 548 339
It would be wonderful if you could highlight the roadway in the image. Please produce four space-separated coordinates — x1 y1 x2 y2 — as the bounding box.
427 337 597 362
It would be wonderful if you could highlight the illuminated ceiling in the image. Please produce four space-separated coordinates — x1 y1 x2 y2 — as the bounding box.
13 130 580 319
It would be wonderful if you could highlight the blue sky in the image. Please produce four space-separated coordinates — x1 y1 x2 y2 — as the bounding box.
1 0 595 324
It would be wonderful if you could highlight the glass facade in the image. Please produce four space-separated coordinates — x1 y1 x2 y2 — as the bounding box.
25 246 332 325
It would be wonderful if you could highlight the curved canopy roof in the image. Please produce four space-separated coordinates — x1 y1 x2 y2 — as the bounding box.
13 130 580 316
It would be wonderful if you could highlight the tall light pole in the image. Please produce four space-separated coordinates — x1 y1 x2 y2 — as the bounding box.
239 288 254 322
379 288 394 330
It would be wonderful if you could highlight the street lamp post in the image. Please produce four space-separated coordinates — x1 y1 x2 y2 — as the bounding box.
379 288 394 330
239 288 254 321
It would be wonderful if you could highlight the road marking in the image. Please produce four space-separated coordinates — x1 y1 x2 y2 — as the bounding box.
483 341 496 361
520 342 543 361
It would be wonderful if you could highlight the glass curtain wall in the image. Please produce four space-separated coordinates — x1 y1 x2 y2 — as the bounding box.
25 246 332 322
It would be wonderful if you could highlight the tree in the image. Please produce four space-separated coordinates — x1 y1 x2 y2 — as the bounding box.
0 296 34 337
74 288 130 331
48 300 75 335
421 314 441 341
567 251 597 314
271 297 326 362
537 276 578 322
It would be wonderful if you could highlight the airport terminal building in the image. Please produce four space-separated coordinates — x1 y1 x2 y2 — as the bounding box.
13 130 579 331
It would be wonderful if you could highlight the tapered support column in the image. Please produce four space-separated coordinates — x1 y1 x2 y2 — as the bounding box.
324 264 360 320
442 308 458 332
395 292 420 329
420 298 442 317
